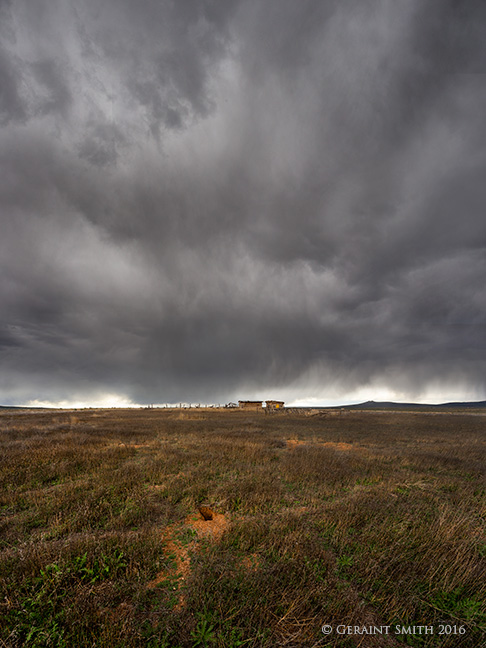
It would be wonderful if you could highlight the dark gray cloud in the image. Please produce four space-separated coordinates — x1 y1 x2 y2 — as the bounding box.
1 0 486 406
0 46 26 124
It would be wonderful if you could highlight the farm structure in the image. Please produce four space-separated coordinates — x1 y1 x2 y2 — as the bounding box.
238 400 263 410
265 400 285 410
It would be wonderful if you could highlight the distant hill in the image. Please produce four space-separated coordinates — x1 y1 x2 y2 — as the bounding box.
0 405 49 410
340 400 486 411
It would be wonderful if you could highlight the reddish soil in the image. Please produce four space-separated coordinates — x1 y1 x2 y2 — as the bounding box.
147 510 229 610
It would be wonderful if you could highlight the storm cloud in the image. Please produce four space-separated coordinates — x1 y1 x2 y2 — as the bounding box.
1 0 486 406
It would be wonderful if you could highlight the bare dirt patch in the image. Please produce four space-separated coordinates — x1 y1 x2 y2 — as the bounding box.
242 552 261 572
147 511 229 609
191 512 228 541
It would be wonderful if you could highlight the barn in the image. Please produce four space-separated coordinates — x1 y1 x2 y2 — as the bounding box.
238 400 263 410
265 400 285 410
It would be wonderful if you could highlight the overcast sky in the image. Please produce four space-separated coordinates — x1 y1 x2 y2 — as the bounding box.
1 0 486 407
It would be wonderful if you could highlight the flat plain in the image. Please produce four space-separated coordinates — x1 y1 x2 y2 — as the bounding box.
0 408 485 647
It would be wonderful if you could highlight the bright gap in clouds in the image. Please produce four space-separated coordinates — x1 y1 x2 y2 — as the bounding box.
26 394 141 409
268 384 485 408
23 385 484 410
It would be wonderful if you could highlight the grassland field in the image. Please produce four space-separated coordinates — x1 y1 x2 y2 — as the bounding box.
0 408 485 648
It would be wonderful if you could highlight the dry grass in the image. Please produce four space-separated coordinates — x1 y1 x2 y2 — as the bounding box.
0 408 485 647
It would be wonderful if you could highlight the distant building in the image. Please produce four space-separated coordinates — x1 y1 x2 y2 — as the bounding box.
265 400 285 410
238 400 263 410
